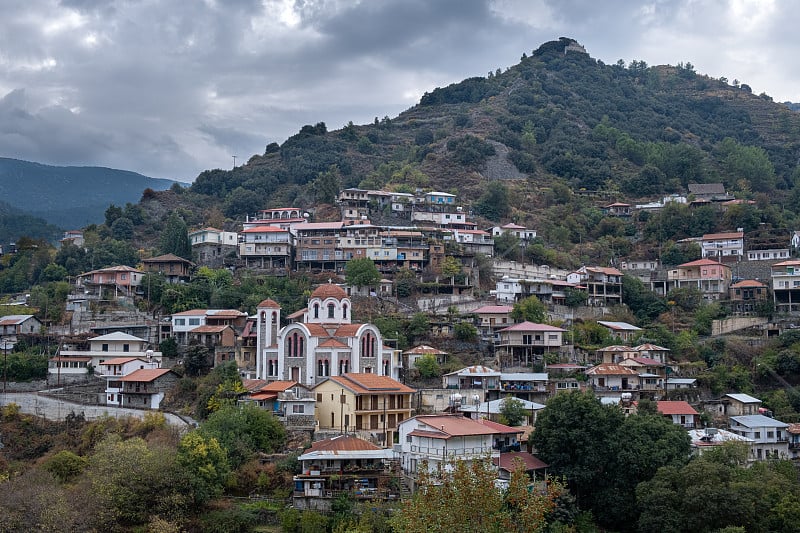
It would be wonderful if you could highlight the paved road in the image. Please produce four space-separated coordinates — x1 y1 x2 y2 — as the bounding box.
0 392 195 429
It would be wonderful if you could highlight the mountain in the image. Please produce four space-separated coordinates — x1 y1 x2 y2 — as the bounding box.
0 158 177 231
0 199 61 244
184 37 800 220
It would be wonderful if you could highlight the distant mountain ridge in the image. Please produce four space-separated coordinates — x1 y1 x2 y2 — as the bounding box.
0 158 176 231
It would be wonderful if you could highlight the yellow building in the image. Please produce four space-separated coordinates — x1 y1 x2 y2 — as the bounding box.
313 373 415 447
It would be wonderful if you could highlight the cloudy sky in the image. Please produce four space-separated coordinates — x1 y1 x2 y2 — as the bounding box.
0 0 795 182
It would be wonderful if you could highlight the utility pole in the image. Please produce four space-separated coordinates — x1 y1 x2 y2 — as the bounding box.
232 155 237 168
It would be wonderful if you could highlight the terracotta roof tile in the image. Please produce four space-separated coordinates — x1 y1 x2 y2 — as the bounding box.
119 368 174 382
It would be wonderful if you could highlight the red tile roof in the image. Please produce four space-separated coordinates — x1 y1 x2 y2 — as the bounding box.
403 345 447 355
678 258 727 268
471 305 513 314
98 357 147 365
257 299 281 308
307 435 381 453
318 338 350 348
702 231 743 240
498 321 565 332
730 279 767 288
260 380 299 392
189 325 230 333
657 401 699 416
495 452 548 472
411 415 518 438
119 368 174 382
327 373 415 394
310 283 348 301
241 226 287 233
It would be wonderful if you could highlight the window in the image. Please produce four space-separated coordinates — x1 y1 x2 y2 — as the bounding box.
123 344 130 352
102 343 109 352
175 318 185 326
292 405 305 414
189 318 200 326
328 303 335 319
767 431 775 439
755 431 761 439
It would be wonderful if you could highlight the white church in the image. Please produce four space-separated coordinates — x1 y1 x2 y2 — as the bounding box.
254 283 401 387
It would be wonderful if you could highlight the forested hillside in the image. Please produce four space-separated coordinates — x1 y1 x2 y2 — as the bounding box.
141 38 800 260
0 158 176 234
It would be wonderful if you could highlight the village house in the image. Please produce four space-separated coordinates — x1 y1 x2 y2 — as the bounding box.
52 332 162 376
545 363 589 395
60 230 85 248
470 304 514 339
442 365 501 401
313 373 414 446
493 276 576 306
77 265 144 300
170 308 248 345
495 322 566 368
141 253 195 284
602 202 632 217
566 266 623 307
238 225 293 270
98 356 161 406
729 279 769 313
700 231 744 262
729 415 790 460
292 435 400 511
656 400 700 428
724 393 763 417
597 321 642 343
771 260 800 314
0 314 42 339
116 368 180 409
491 372 549 403
688 428 753 458
493 452 548 483
459 397 545 426
189 227 239 268
450 228 495 256
585 364 640 395
243 207 306 230
403 344 448 369
239 380 316 429
490 223 537 242
667 258 732 300
687 183 734 203
397 414 522 482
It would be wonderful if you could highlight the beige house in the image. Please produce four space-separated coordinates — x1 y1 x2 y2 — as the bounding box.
313 373 415 446
495 322 565 367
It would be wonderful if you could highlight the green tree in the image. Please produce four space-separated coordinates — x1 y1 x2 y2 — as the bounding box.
531 391 624 506
407 313 430 341
159 212 191 259
314 164 342 204
499 396 528 426
176 431 230 505
454 322 478 342
511 295 547 323
43 450 89 483
345 257 381 289
474 181 511 221
414 354 441 379
200 403 286 469
86 435 187 529
392 457 562 533
110 216 134 240
440 256 462 279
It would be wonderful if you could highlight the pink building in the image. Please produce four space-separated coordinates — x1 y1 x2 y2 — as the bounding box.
668 258 732 300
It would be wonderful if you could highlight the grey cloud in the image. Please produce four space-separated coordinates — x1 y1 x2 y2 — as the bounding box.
0 0 797 181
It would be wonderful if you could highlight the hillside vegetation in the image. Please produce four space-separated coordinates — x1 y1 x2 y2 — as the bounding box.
0 158 176 234
139 38 800 257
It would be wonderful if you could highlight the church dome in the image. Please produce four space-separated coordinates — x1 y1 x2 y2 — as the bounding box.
310 283 347 301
